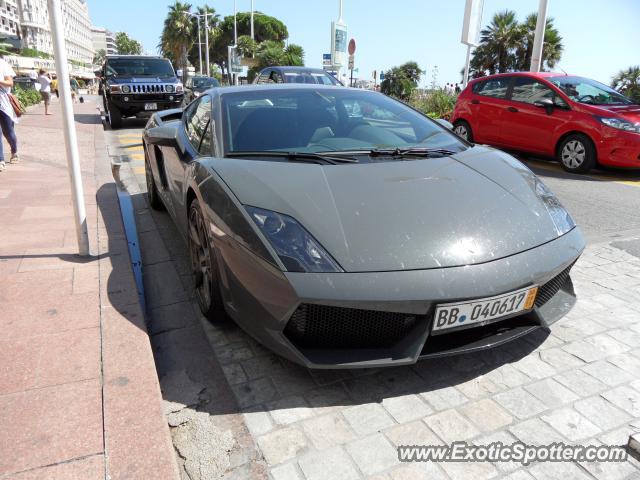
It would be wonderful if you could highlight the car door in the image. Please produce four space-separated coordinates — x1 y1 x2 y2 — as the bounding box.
162 95 212 220
502 76 571 155
470 76 512 144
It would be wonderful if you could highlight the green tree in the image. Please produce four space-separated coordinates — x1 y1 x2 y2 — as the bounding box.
187 5 220 73
115 31 142 55
479 10 520 74
93 48 106 65
210 12 289 76
467 10 564 78
514 13 563 71
380 61 424 101
159 1 194 82
612 66 640 103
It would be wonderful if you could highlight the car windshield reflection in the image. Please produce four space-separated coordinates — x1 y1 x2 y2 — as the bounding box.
222 88 466 157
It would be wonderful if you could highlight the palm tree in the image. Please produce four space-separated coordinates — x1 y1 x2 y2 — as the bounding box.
480 10 520 73
612 66 640 102
159 2 193 82
515 14 563 71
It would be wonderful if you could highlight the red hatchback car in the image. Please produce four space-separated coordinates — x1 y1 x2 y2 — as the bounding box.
451 72 640 173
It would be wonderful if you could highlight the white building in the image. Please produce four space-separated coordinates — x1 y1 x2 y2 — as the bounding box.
0 0 21 44
91 25 116 55
18 0 94 65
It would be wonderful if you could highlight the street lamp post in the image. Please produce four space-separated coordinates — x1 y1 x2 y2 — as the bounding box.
190 13 203 75
204 12 210 77
47 0 90 256
530 0 549 72
250 0 254 41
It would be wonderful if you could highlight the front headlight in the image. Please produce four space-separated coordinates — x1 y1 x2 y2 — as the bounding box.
176 84 184 93
121 85 131 93
246 206 342 273
535 180 575 236
193 91 201 97
165 84 175 93
597 117 640 134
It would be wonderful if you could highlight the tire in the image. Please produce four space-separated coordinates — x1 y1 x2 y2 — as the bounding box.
188 200 228 322
144 147 164 211
107 103 122 129
557 134 596 173
453 120 474 142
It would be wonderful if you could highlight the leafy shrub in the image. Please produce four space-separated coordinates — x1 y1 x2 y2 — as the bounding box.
409 89 457 120
13 85 41 108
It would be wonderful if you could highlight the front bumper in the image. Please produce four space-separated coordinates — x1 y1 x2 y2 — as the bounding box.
596 129 640 168
219 227 585 369
109 94 184 116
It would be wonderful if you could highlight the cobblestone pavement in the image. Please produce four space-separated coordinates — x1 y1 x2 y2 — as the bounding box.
199 242 640 480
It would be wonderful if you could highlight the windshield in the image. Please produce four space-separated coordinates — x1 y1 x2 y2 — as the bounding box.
549 76 632 105
106 58 175 77
193 77 219 88
222 88 465 156
282 72 340 85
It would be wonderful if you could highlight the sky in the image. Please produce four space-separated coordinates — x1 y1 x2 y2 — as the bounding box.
86 0 640 87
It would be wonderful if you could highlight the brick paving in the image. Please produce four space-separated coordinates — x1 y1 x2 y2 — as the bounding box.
0 100 178 479
192 242 640 479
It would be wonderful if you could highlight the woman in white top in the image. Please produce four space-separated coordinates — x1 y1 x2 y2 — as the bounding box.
0 56 18 172
38 69 52 116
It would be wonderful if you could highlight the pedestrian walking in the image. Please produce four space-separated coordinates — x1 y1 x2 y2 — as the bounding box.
70 77 79 103
455 83 461 94
51 75 59 99
37 69 52 115
0 56 19 171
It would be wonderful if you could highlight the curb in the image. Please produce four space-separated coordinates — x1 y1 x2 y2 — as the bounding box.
93 114 180 479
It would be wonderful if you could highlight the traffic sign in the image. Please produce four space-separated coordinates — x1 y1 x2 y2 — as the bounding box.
348 55 354 70
348 38 356 56
379 71 385 81
322 53 332 67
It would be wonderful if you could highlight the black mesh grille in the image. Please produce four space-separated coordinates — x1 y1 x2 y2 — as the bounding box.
535 263 573 307
284 304 420 349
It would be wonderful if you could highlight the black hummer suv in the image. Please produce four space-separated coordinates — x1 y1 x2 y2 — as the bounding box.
101 55 184 129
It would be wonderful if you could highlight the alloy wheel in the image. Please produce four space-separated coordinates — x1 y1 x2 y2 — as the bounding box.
561 140 586 169
189 205 213 311
454 125 468 140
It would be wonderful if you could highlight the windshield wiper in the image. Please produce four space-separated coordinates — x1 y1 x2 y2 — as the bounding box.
225 151 358 165
368 147 457 158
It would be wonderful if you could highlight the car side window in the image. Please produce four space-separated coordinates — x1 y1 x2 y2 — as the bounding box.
187 95 212 151
473 77 510 99
510 77 558 105
183 97 201 139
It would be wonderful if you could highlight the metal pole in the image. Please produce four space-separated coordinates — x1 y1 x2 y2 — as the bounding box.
233 0 238 44
204 13 210 77
233 0 237 85
530 0 549 72
339 0 343 21
197 15 202 75
463 44 471 87
47 0 90 256
250 0 254 40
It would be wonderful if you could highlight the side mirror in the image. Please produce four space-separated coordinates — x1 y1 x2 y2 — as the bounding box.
435 118 454 130
533 98 555 115
146 125 179 148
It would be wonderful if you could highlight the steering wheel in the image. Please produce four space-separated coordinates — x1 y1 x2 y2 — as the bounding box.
578 95 595 103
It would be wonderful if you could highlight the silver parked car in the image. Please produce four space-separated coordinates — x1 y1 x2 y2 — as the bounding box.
142 84 585 369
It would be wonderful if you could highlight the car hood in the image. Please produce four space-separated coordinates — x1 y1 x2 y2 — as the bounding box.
580 103 640 123
210 146 564 272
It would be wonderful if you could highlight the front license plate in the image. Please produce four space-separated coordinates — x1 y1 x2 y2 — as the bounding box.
144 103 157 111
432 286 538 333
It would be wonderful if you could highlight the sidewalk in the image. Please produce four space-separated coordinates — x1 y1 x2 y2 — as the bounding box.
0 99 179 479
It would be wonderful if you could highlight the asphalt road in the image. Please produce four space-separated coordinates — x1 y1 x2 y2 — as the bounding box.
96 97 640 247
